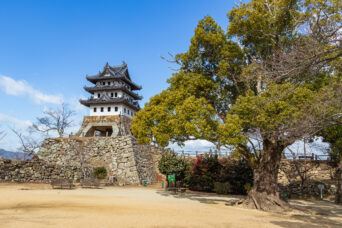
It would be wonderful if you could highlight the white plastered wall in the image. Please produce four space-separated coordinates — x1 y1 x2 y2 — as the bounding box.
89 104 136 117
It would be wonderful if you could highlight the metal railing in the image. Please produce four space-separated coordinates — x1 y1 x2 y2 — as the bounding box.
283 152 331 161
173 150 332 160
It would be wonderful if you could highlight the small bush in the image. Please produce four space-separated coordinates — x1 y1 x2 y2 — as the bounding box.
93 167 107 179
158 151 190 181
214 182 231 194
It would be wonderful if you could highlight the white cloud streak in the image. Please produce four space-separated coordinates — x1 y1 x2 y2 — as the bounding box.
0 113 32 129
0 75 63 104
167 139 218 152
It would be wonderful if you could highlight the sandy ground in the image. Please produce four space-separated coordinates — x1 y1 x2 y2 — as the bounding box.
0 183 341 228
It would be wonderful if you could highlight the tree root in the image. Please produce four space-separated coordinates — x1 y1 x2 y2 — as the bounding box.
236 189 291 212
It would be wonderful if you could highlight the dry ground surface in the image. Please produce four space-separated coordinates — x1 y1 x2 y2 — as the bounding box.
0 183 341 228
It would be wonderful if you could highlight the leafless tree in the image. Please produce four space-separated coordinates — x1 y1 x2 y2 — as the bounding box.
32 103 75 137
286 142 318 197
11 128 41 157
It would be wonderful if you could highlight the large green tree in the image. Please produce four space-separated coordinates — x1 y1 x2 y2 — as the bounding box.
132 0 342 210
131 16 246 151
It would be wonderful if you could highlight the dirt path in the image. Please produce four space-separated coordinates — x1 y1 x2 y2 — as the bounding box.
0 183 341 228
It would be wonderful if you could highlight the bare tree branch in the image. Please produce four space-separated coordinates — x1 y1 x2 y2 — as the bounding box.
160 52 181 71
32 103 75 137
11 128 41 156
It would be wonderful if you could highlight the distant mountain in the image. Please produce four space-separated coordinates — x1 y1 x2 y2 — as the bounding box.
0 149 32 160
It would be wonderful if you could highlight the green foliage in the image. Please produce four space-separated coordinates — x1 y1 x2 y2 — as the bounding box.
219 158 254 194
132 91 218 147
228 0 303 58
93 167 107 179
158 151 190 181
132 1 342 197
322 125 342 162
131 16 245 147
228 83 315 133
214 182 231 195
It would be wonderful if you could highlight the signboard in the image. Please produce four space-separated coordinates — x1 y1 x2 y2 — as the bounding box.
317 184 325 190
168 174 175 182
318 184 325 199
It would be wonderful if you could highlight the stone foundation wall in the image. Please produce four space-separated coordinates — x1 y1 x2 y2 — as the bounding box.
278 159 338 199
0 156 90 182
76 115 132 137
3 143 336 198
37 136 165 185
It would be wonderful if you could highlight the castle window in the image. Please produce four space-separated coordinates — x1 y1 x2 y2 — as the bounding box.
102 82 105 85
97 93 100 98
108 107 111 112
111 93 113 97
101 107 104 112
107 82 110 85
128 110 130 115
124 108 126 113
115 92 118 97
94 107 97 112
115 107 118 112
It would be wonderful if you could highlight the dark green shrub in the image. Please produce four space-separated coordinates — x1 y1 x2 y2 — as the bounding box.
158 151 190 182
214 182 231 194
93 167 107 179
219 158 253 194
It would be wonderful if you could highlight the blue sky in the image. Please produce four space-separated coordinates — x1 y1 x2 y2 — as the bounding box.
0 0 330 156
0 0 234 151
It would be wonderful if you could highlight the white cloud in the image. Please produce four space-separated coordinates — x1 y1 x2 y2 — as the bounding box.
0 113 32 130
68 96 88 112
0 75 63 104
0 113 33 151
167 139 218 152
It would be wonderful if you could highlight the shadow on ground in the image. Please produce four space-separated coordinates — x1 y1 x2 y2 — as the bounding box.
156 190 243 205
271 200 342 228
157 190 342 227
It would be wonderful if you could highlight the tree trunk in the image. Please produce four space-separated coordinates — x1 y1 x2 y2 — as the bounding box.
336 161 342 204
239 138 290 211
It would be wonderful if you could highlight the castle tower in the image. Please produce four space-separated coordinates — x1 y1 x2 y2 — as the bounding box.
78 62 142 137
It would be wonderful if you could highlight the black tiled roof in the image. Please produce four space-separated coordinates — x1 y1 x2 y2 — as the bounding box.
79 97 140 111
84 85 142 100
86 62 142 90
